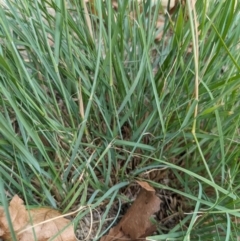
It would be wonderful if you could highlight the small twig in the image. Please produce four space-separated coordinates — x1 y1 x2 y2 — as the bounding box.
82 0 93 40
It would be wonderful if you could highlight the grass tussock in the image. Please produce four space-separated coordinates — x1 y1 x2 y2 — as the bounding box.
0 0 240 240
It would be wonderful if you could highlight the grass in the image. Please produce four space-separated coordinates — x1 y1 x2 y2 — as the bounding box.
0 0 240 240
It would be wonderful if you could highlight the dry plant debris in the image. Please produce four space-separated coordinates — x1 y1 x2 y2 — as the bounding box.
85 0 196 41
0 195 75 241
100 181 161 241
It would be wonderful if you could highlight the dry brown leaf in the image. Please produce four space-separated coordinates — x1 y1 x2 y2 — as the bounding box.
100 181 161 241
136 180 155 192
0 195 75 241
0 195 28 238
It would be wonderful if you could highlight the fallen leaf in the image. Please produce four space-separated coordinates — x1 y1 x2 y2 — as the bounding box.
136 180 155 192
100 181 161 241
0 195 75 241
0 195 28 239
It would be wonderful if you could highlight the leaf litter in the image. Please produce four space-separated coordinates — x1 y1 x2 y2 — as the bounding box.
75 180 186 241
0 195 75 241
100 181 161 241
0 183 186 241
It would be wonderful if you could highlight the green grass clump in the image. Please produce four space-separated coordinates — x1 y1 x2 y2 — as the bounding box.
0 0 240 240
